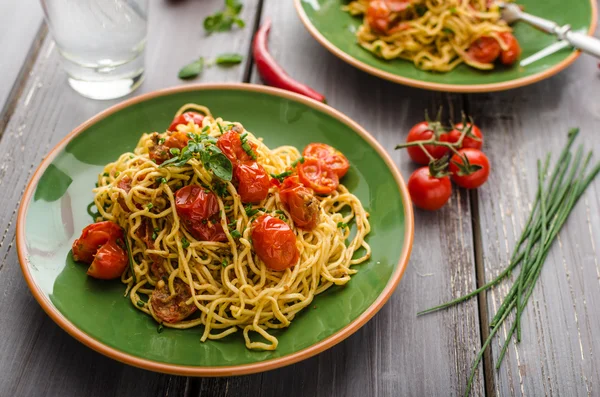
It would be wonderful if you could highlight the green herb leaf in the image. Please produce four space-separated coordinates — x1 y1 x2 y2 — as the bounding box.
158 138 165 145
215 53 244 66
208 151 233 181
245 204 258 217
230 230 241 239
181 237 190 249
170 148 180 156
146 203 153 210
222 259 228 267
178 57 204 80
337 222 348 229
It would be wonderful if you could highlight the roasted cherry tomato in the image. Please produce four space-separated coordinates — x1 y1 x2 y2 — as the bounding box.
366 1 391 33
251 214 299 271
217 131 256 164
72 221 124 263
164 130 190 150
234 161 270 203
447 122 484 150
279 176 320 230
175 185 226 242
297 157 339 194
407 167 452 211
151 278 197 323
449 148 491 189
385 0 412 12
168 111 205 131
406 122 450 165
467 36 501 64
86 238 129 280
303 143 350 178
498 32 521 65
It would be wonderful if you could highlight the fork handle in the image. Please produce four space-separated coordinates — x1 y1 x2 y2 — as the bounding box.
517 11 559 33
564 31 600 58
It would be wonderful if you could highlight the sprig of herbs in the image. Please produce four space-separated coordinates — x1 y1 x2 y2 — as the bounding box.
204 0 245 34
160 132 233 182
178 57 204 79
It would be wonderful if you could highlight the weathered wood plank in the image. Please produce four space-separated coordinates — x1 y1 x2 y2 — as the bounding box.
468 51 600 395
0 0 44 130
193 1 484 396
0 1 261 395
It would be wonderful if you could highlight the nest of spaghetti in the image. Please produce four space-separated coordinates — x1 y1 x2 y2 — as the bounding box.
344 0 521 72
85 104 371 351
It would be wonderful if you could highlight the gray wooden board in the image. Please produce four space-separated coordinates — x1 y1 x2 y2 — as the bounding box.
0 0 44 128
192 1 485 396
0 0 260 395
468 49 600 396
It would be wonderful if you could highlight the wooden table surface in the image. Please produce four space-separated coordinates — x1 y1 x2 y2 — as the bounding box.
1 1 599 396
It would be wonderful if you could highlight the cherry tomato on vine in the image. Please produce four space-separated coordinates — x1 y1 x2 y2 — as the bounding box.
406 122 450 165
407 167 452 211
447 122 484 150
449 148 490 189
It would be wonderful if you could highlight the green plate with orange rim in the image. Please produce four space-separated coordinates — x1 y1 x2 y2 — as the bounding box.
295 0 598 92
16 84 413 376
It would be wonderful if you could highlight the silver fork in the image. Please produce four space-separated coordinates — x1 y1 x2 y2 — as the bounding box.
498 2 600 59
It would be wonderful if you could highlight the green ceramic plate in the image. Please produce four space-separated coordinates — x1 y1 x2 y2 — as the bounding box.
295 0 597 92
17 84 413 376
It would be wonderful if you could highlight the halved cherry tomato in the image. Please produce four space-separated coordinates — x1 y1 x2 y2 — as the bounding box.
449 148 491 189
406 122 450 165
234 161 270 203
86 238 129 280
217 131 256 164
303 143 350 178
366 1 391 33
175 185 226 242
498 32 521 65
72 221 123 263
467 36 501 64
151 278 197 323
297 157 339 194
408 167 452 211
168 111 205 131
279 176 320 230
251 214 299 271
447 122 484 150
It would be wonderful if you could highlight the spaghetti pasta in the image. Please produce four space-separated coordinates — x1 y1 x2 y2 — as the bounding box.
90 104 371 351
343 0 519 72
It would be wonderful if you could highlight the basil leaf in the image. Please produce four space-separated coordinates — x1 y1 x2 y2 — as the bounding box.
208 152 233 181
178 57 204 80
215 53 244 66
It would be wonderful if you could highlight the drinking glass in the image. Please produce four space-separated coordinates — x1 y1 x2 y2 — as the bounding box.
40 0 148 100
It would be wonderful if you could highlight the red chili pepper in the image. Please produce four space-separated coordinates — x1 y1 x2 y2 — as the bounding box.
253 19 327 103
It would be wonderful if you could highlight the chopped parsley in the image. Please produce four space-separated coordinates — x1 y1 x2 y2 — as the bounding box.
152 228 159 240
146 203 153 210
245 204 259 217
230 230 241 239
222 259 228 267
181 237 190 249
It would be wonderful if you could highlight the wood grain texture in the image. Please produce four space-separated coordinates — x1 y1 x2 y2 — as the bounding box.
0 0 44 130
467 51 600 396
0 1 260 395
191 1 484 396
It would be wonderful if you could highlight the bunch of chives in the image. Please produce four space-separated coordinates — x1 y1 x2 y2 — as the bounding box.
417 129 600 397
